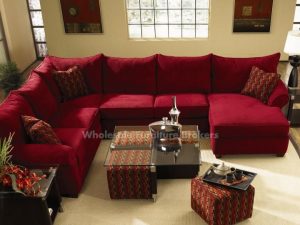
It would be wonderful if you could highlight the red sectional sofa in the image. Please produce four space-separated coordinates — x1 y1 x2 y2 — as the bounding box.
0 53 289 196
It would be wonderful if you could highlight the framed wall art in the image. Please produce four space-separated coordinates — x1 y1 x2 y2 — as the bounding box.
60 0 103 33
233 0 273 32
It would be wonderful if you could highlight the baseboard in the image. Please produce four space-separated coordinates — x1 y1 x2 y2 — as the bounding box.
21 60 39 74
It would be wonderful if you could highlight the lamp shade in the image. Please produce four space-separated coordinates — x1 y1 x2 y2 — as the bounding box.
284 31 300 55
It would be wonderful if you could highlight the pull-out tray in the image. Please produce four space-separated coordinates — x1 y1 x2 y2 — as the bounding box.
202 165 257 191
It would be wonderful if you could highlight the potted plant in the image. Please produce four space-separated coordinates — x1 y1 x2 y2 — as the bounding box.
0 133 46 196
0 62 23 97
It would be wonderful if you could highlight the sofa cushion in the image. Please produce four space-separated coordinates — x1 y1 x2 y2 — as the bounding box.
241 66 280 104
22 115 61 144
154 93 209 119
54 128 89 172
60 94 102 108
0 92 34 144
157 54 212 94
12 143 76 166
100 94 154 119
16 72 58 121
103 55 156 94
208 94 289 138
51 107 99 129
212 53 280 93
33 58 61 99
53 66 89 101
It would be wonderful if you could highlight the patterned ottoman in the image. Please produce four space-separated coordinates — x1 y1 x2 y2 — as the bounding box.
106 149 156 199
191 177 255 225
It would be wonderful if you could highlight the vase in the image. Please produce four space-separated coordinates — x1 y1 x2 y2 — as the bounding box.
169 96 180 124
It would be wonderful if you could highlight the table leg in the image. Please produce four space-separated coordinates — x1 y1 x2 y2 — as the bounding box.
288 94 295 124
150 165 157 202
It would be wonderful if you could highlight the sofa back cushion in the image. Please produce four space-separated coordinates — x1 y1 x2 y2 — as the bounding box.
34 54 102 98
212 53 280 93
33 57 61 100
16 72 58 122
0 92 34 144
157 54 212 94
103 55 156 94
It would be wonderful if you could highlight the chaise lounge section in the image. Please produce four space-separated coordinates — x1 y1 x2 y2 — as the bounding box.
209 53 289 157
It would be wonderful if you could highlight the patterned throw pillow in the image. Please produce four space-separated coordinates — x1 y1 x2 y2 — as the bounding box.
53 66 89 101
241 66 280 104
21 115 61 144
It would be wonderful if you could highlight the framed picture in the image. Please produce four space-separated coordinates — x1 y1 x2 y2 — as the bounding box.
60 0 103 33
233 0 273 32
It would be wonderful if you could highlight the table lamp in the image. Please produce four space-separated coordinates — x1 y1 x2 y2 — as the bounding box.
284 31 300 87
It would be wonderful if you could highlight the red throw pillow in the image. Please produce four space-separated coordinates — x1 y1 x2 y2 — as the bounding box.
21 115 61 144
53 66 89 101
241 66 280 104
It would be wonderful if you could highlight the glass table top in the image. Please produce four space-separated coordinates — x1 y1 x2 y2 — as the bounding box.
104 125 201 167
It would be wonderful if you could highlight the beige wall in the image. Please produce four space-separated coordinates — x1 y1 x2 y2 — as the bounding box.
42 0 296 60
0 0 36 70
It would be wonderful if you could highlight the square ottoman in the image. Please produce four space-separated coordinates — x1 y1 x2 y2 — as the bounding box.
191 177 255 225
106 150 156 199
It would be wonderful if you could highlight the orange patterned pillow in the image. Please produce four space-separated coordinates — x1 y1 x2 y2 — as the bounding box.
22 115 61 144
53 66 89 101
241 66 280 104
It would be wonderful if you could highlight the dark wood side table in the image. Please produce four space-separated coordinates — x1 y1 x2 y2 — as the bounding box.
287 87 300 125
0 166 62 225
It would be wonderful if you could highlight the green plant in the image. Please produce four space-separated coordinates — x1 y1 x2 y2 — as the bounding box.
0 62 23 96
0 132 14 171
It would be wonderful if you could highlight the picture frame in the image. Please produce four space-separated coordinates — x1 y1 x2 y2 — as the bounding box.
60 0 103 33
233 0 273 32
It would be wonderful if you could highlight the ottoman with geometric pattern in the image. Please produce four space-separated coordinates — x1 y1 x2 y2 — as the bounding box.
106 149 156 200
191 177 255 225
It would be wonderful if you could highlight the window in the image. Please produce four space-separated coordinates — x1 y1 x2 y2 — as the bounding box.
27 0 47 58
126 0 209 39
0 14 9 64
293 0 300 30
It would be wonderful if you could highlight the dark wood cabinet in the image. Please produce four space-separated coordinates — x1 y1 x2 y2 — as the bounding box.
0 167 62 225
287 87 300 125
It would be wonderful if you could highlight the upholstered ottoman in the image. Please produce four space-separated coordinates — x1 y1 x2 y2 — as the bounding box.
106 150 156 199
191 177 255 225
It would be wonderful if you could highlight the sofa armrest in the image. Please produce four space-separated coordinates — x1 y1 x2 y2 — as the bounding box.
268 80 289 108
12 144 77 166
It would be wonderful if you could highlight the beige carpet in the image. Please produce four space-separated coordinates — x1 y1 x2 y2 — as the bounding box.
55 140 300 225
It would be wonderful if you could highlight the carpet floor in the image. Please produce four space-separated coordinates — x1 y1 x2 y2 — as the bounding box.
55 139 300 225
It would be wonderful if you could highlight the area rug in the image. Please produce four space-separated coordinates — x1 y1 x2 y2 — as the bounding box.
55 139 300 225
